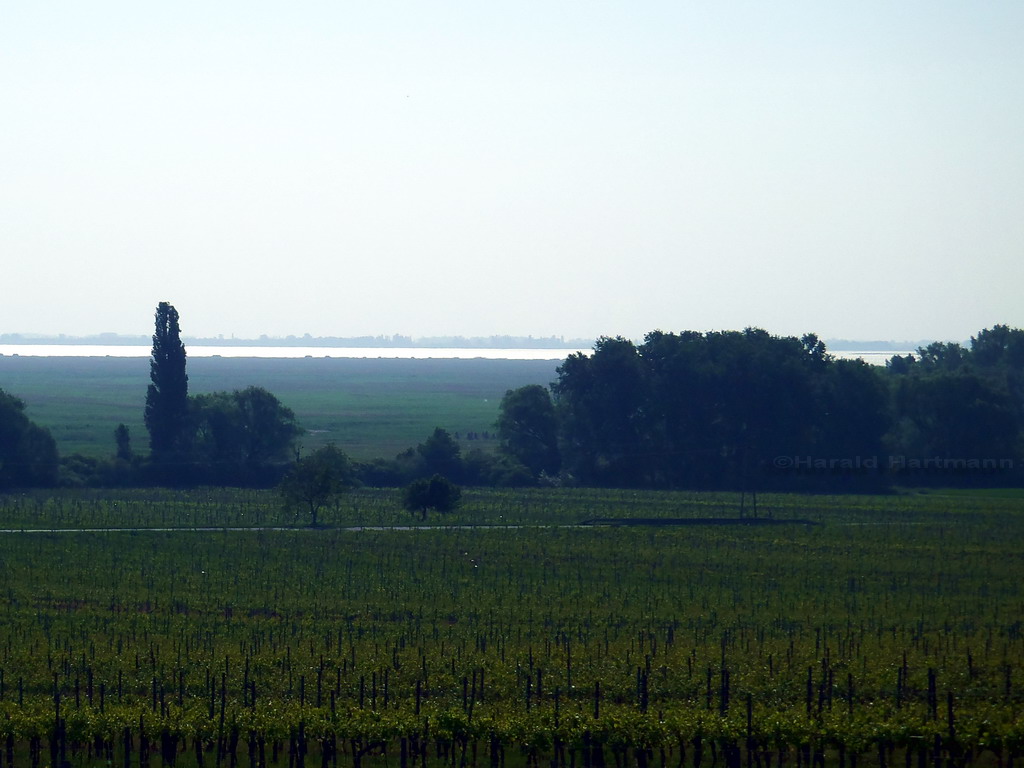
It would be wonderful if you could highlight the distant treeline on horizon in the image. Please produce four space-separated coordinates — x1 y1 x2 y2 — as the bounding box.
0 332 595 349
0 332 941 351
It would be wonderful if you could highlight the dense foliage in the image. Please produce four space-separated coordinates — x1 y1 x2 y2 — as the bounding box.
141 304 302 486
0 388 58 489
190 386 301 484
885 326 1024 472
496 384 560 478
536 327 1023 490
280 444 356 526
144 301 190 462
3 321 1024 493
403 473 462 519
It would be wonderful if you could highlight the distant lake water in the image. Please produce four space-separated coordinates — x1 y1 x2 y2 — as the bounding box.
0 345 586 360
842 351 914 366
0 345 912 365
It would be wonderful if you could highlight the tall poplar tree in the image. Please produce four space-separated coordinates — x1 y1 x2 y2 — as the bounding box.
144 302 189 460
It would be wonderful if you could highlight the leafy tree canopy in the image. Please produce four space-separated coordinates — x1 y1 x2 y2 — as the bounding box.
0 388 59 489
496 384 560 479
192 386 301 482
416 427 462 480
145 302 189 461
280 444 355 526
403 474 461 520
552 329 892 490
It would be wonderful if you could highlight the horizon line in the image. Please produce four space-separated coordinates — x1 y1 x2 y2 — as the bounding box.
0 330 945 351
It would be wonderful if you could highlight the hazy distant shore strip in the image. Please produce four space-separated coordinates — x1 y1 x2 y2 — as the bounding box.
0 334 595 349
0 345 588 361
0 345 911 364
0 334 938 351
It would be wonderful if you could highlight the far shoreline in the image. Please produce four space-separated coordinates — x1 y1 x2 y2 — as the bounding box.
0 344 586 361
0 344 912 365
0 333 595 350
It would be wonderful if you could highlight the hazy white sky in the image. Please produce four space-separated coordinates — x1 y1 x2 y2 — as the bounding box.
3 2 1022 342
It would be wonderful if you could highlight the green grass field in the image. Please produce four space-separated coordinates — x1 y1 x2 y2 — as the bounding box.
0 355 561 460
3 356 1024 765
0 487 1020 766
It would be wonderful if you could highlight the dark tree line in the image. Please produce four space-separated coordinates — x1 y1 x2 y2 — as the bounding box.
3 317 1022 492
48 302 302 488
492 326 1024 491
542 329 890 490
142 303 301 486
883 325 1024 473
0 388 59 490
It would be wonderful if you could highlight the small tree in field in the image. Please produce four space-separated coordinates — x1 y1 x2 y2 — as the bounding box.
114 424 133 462
403 474 461 521
280 444 354 526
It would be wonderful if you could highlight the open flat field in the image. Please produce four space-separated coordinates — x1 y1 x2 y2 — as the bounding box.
0 487 1020 766
0 356 560 460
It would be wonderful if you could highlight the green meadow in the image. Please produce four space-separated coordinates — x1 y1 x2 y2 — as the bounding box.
3 355 1024 766
0 355 560 460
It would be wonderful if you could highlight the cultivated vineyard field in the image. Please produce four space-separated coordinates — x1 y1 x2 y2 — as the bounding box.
0 488 1020 767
